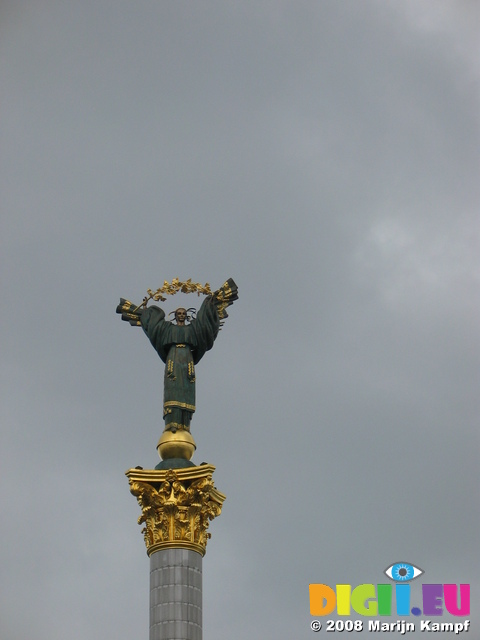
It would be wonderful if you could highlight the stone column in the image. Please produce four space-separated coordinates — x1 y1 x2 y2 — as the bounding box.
150 548 202 640
126 465 225 640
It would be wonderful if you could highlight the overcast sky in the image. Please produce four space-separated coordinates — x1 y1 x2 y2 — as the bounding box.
1 2 479 639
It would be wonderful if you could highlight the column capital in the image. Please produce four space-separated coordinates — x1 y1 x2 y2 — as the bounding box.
126 465 226 557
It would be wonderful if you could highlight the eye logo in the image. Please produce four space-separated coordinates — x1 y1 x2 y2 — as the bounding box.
384 562 424 582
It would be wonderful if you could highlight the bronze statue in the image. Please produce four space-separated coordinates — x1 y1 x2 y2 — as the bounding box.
116 279 238 439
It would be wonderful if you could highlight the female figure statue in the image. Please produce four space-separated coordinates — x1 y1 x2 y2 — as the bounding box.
116 279 238 435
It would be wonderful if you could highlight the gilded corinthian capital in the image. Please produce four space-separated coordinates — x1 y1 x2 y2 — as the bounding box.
126 465 225 557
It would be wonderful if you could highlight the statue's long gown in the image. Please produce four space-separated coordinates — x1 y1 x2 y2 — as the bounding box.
140 297 220 431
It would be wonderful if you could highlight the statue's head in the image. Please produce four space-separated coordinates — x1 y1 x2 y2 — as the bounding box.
174 308 187 325
170 307 196 325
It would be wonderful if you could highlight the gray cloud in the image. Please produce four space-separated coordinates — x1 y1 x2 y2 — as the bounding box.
1 1 478 638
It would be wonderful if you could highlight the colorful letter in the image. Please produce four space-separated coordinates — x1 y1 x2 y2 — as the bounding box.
309 584 336 616
336 584 351 615
377 584 392 616
395 584 410 615
422 584 443 615
444 584 470 616
351 584 377 616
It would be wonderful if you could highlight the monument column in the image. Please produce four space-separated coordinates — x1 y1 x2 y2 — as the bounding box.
126 464 225 640
118 278 236 640
150 548 202 640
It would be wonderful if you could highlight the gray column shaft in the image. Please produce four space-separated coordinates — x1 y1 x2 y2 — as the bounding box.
150 548 202 640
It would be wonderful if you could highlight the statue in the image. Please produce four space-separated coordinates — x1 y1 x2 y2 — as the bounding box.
116 279 238 463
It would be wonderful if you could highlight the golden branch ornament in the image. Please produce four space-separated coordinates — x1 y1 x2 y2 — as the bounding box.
133 278 213 311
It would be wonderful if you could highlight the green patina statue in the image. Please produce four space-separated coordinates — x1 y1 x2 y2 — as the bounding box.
116 279 238 435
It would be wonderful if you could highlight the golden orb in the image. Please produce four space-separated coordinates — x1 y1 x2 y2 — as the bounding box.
157 430 196 461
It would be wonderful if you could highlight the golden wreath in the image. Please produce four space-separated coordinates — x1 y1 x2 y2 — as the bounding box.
134 278 212 311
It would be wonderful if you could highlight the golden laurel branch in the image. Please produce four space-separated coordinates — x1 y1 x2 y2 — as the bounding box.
134 278 212 311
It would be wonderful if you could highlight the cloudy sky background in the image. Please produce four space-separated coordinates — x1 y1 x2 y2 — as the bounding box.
1 2 479 638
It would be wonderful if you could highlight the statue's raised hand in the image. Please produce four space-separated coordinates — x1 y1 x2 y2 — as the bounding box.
116 299 145 326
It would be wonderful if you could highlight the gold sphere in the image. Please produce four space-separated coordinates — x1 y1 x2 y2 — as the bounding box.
157 430 196 461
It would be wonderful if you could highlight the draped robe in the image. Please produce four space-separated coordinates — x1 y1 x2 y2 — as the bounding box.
140 297 220 432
